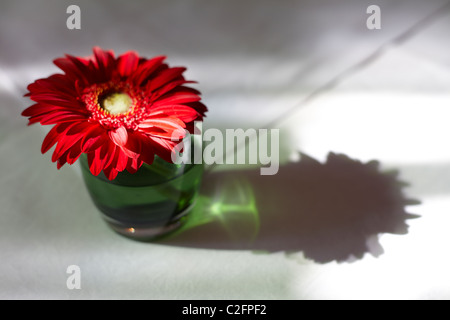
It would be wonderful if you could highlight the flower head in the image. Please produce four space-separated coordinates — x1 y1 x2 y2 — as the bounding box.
22 47 207 180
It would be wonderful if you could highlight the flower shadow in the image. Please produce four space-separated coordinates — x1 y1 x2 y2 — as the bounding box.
160 152 420 263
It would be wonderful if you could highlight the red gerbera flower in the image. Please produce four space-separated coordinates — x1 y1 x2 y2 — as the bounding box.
22 47 207 180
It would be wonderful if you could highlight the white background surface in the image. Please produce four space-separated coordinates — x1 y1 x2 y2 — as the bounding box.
1 0 450 300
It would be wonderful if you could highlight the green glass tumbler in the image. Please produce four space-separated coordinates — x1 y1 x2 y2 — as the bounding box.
80 152 204 241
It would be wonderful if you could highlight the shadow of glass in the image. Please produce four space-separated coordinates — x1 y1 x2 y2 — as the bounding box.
160 152 420 263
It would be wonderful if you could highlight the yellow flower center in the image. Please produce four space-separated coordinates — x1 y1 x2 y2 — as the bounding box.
100 92 133 115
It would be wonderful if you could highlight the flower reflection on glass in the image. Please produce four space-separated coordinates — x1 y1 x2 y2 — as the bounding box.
21 47 207 180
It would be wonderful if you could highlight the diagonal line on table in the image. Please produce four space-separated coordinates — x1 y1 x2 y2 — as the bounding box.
203 0 450 174
264 0 450 130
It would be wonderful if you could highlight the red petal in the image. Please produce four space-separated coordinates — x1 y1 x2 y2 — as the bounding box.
39 112 87 125
139 116 187 140
139 141 155 165
81 124 108 153
28 90 78 101
102 145 130 179
148 136 178 163
66 140 83 165
51 122 89 162
149 105 199 123
87 149 103 176
26 74 78 97
139 116 185 130
133 56 166 85
141 128 186 140
126 132 155 165
100 141 116 169
126 157 143 174
108 126 128 147
151 80 196 101
147 67 186 92
56 149 70 169
28 98 85 111
114 148 129 172
22 104 70 118
55 139 83 169
185 101 208 116
152 93 201 106
53 55 92 85
153 86 201 100
41 122 73 154
87 141 115 176
93 46 115 79
117 51 139 77
103 165 119 180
